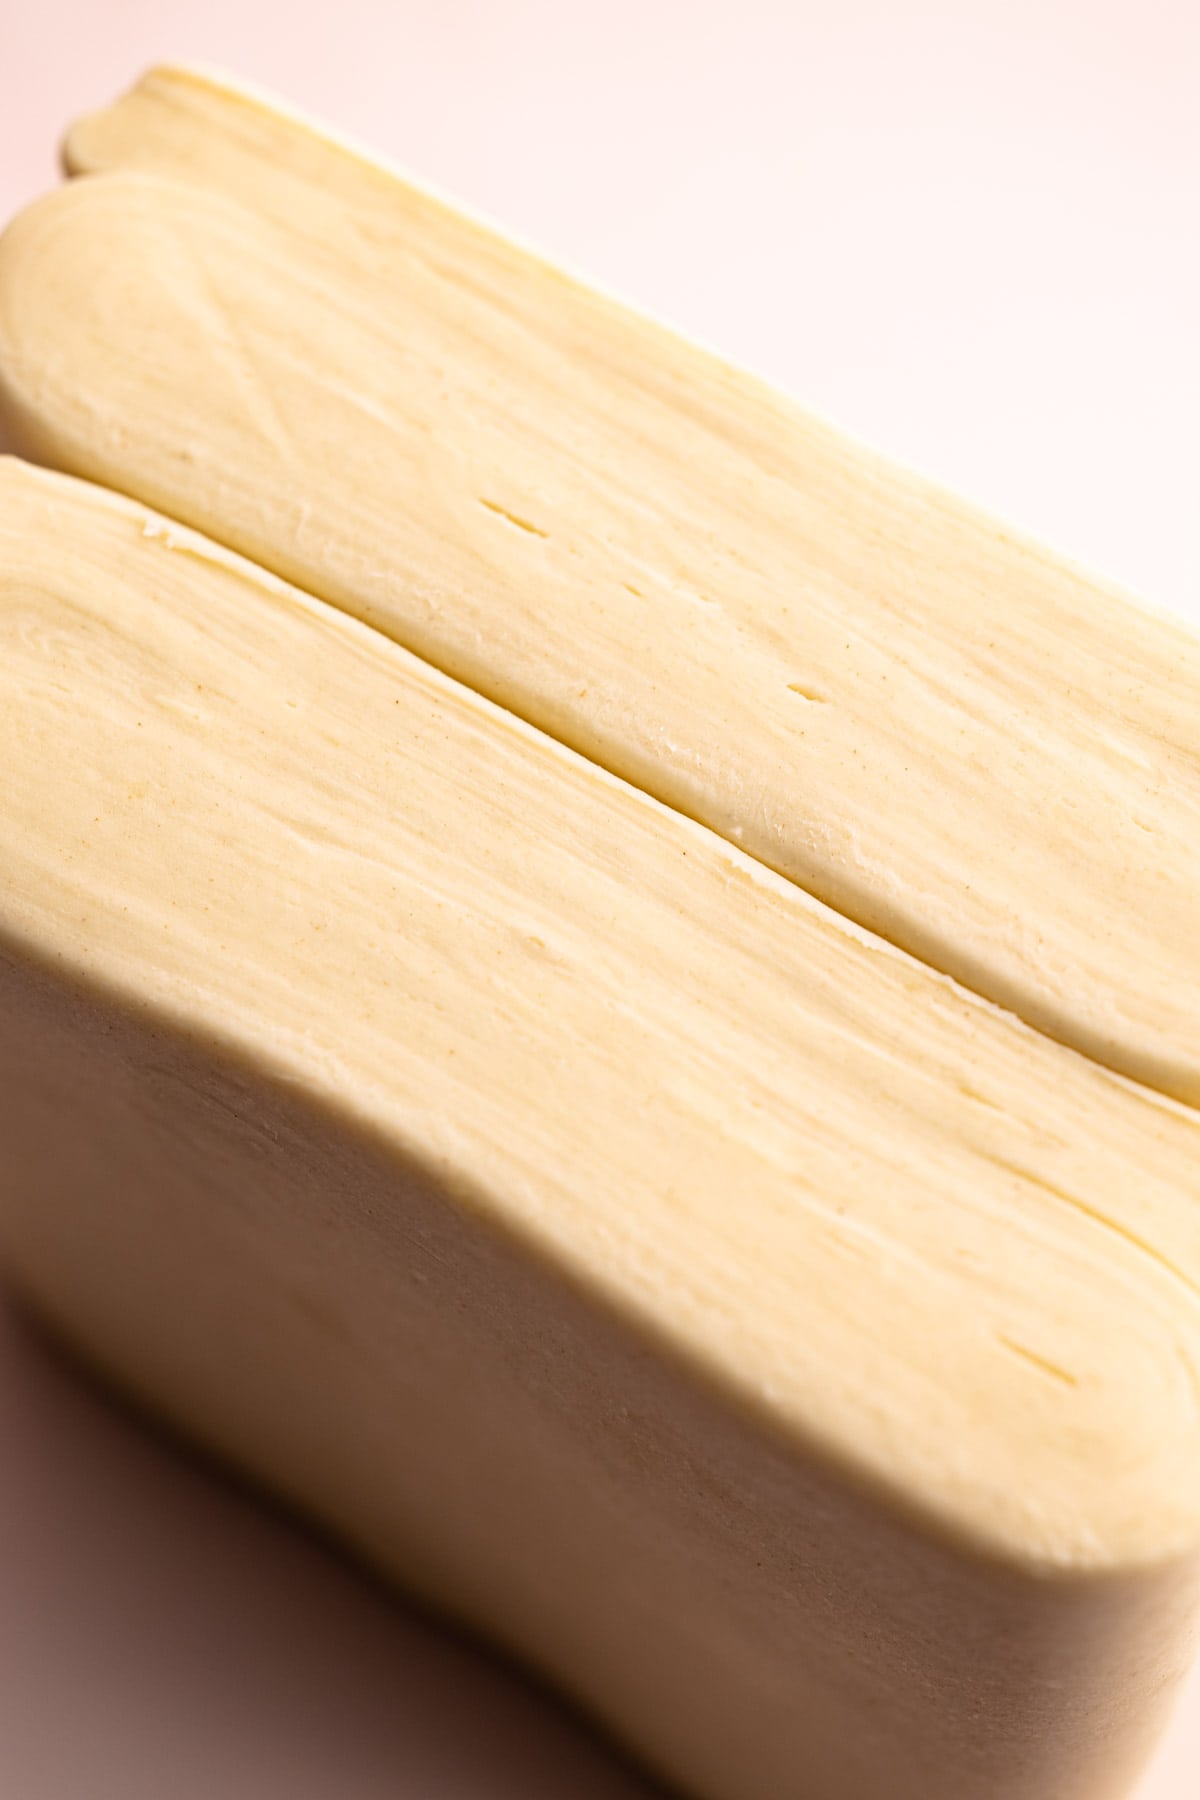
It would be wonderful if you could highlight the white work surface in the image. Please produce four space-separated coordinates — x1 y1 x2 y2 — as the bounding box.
1 2 1197 1794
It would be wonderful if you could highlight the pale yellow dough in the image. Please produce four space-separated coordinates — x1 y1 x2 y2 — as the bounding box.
1 457 1199 1799
0 65 1197 1103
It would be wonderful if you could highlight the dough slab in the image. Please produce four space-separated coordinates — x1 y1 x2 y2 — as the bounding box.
1 458 1199 1800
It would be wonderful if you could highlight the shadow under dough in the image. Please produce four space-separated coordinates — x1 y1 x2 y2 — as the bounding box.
0 1280 670 1800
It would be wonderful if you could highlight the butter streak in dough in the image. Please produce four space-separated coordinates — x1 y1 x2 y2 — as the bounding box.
0 65 1198 1104
2 457 1200 1800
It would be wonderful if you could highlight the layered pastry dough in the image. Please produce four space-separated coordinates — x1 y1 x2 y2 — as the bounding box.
0 66 1195 1104
1 457 1198 1800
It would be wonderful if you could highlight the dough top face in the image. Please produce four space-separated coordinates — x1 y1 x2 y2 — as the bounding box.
0 61 1191 1107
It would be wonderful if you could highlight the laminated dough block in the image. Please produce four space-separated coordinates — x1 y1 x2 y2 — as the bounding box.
1 457 1199 1800
1 66 1198 1103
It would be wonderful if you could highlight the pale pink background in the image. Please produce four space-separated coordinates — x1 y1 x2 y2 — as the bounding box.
1 2 1199 1795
